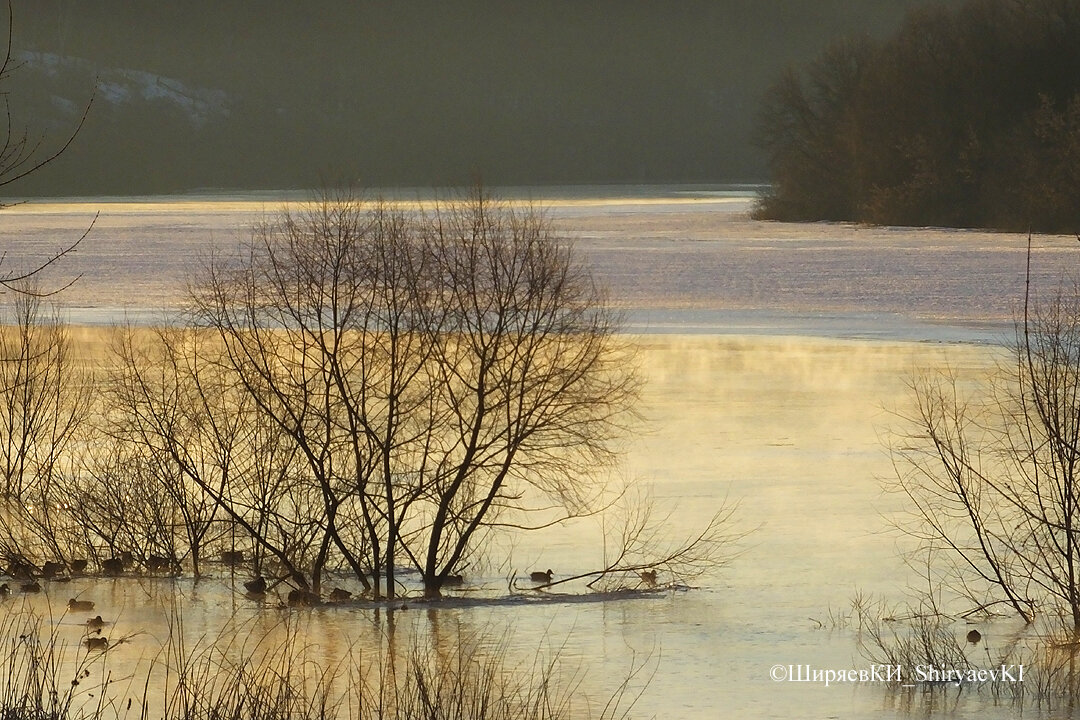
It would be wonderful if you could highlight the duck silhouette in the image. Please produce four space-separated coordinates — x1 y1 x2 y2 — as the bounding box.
101 558 124 576
9 560 34 580
68 598 94 612
243 576 267 595
145 555 174 572
530 569 553 583
287 588 318 607
84 637 108 651
220 550 244 565
42 561 65 578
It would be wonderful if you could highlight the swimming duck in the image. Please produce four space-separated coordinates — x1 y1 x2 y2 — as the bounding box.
220 550 244 565
101 558 123 576
243 576 267 595
84 637 108 651
42 561 65 578
287 589 318 607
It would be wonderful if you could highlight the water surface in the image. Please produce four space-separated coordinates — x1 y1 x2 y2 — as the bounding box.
0 189 1058 718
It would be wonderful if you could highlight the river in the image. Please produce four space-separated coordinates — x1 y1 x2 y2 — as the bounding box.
0 187 1069 718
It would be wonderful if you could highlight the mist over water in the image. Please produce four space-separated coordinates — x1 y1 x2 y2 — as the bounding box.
0 188 1065 718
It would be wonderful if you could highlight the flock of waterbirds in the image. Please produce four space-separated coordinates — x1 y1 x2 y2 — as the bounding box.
0 553 160 652
0 551 582 650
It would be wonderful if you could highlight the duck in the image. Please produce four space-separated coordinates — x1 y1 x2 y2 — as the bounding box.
287 588 318 607
243 576 267 595
639 570 658 587
220 550 244 565
42 561 65 578
84 637 108 651
86 615 105 630
68 598 95 612
530 569 553 583
9 560 35 580
0 583 9 596
101 558 124 576
329 588 351 602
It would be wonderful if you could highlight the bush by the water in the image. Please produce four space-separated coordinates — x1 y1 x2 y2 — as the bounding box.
755 0 1080 232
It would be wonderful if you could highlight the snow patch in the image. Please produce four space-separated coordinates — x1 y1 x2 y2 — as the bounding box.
18 51 230 126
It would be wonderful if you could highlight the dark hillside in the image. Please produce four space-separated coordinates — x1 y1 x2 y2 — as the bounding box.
10 1 941 195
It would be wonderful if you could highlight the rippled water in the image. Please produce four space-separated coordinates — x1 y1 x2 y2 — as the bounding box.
0 189 1071 335
0 188 1066 718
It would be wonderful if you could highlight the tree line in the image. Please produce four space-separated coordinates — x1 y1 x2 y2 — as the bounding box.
755 0 1080 232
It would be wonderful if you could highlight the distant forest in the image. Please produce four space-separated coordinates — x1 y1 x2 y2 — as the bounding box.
7 0 942 196
755 0 1080 232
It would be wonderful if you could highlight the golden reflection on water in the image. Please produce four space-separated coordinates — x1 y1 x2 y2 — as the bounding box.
0 333 1011 718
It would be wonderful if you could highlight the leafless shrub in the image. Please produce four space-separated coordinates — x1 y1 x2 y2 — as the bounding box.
521 486 746 594
186 188 649 598
888 243 1080 633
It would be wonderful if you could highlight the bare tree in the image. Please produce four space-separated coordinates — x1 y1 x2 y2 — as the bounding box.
411 193 638 597
107 326 230 576
108 324 322 582
65 435 161 567
188 189 640 598
0 0 94 295
0 0 94 565
191 194 408 595
0 289 91 569
507 484 746 595
0 290 89 499
892 253 1080 632
891 365 1036 623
